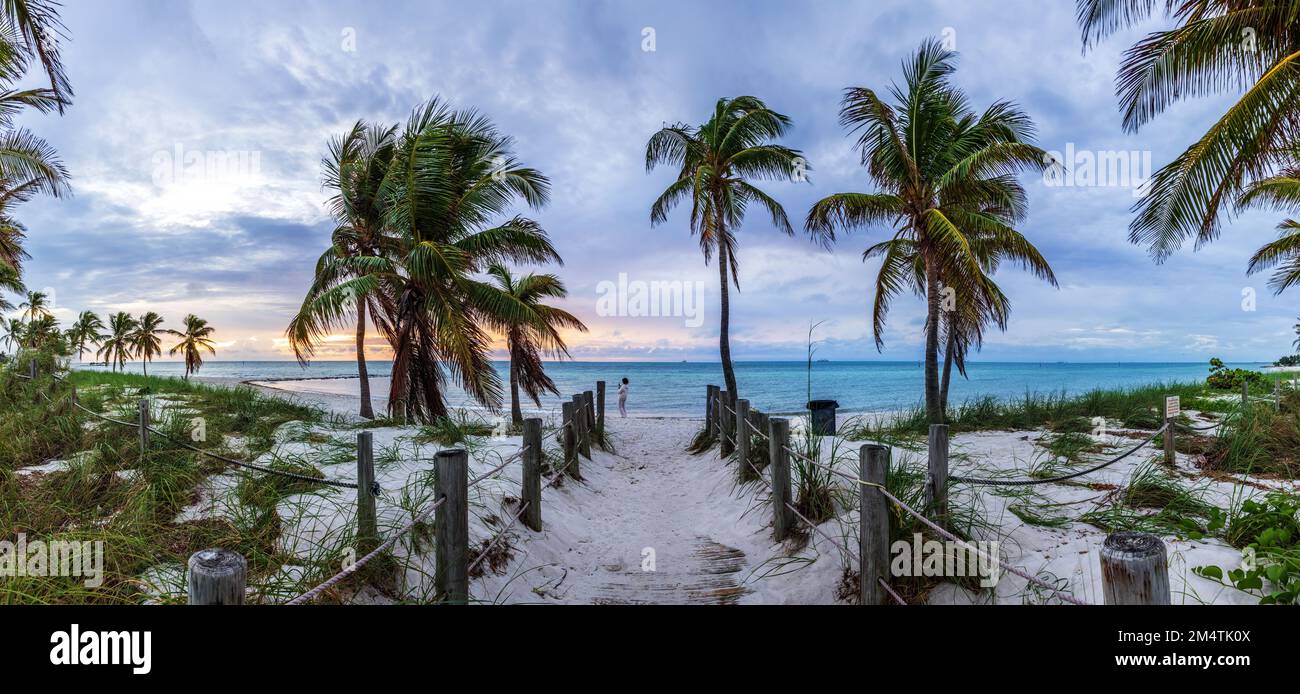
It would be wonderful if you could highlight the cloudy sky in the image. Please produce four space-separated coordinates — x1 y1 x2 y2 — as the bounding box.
8 0 1294 362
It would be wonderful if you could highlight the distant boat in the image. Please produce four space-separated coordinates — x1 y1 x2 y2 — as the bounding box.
817 359 830 363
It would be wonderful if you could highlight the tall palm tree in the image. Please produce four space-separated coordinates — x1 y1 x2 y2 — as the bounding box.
293 99 561 421
65 309 104 362
24 311 56 349
288 120 399 419
166 314 216 379
805 39 1052 424
0 315 20 351
1077 1 1300 261
646 96 804 399
129 311 164 377
97 312 135 373
484 263 587 426
17 288 47 321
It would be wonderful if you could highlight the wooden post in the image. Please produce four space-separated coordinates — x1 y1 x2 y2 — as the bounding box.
707 385 718 438
735 399 750 482
434 448 469 604
704 385 713 432
27 358 36 380
1242 380 1249 407
1162 397 1176 466
596 381 606 439
926 424 948 525
187 549 246 605
1100 531 1170 605
770 417 794 541
138 399 150 452
561 401 580 479
860 444 890 605
572 394 591 459
583 389 595 432
719 390 733 457
356 431 378 551
521 418 542 531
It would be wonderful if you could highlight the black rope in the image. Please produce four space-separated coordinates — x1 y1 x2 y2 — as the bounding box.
949 424 1168 487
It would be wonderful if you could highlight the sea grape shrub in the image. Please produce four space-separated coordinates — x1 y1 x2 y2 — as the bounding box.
1194 494 1300 604
1275 355 1300 367
1206 358 1266 390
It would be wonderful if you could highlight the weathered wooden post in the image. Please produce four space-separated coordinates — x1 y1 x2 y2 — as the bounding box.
521 418 542 531
706 385 718 438
572 394 591 459
138 399 150 452
860 444 890 605
583 389 595 432
561 400 580 479
926 423 949 525
187 548 246 605
1241 381 1249 407
735 399 750 482
770 417 794 541
719 390 733 457
356 431 378 551
1100 531 1170 605
434 448 469 604
1162 395 1176 466
596 381 606 439
27 358 36 380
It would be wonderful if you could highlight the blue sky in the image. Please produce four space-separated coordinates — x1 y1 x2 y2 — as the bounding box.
8 0 1295 362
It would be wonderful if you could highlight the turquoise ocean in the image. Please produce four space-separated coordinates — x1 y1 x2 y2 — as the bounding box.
73 360 1266 417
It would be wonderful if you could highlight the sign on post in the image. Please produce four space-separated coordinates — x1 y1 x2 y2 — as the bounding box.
1164 396 1180 419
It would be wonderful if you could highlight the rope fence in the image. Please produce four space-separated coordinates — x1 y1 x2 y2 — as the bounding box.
8 363 607 605
703 383 1185 606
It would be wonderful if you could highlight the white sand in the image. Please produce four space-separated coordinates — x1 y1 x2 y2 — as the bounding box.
156 380 1284 605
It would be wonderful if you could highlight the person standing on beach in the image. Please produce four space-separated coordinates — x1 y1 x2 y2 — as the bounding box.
618 377 629 417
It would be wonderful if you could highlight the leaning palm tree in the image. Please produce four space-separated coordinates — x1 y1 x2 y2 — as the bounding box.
97 311 135 372
294 99 561 421
65 310 104 362
1 315 22 351
129 311 164 377
646 96 804 399
287 120 399 419
166 314 216 379
1077 1 1300 261
483 263 587 426
0 0 74 110
805 39 1053 424
17 288 47 321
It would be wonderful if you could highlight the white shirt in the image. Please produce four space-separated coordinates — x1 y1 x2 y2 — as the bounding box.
617 383 628 398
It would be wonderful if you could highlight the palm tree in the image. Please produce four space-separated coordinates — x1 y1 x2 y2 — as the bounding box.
292 99 561 422
805 39 1053 424
97 312 135 372
166 314 216 379
288 120 399 419
129 311 164 377
646 96 804 399
96 311 135 373
24 311 56 349
1 316 21 351
484 263 587 426
65 310 104 362
0 0 74 110
1077 1 1300 261
17 288 47 321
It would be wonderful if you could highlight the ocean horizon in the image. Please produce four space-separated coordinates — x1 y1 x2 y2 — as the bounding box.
72 359 1268 416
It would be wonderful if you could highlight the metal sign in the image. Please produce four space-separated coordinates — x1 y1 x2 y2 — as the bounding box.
1165 396 1180 419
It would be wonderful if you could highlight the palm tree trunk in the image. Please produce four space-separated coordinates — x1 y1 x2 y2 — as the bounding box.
356 300 374 420
940 326 955 416
509 343 523 427
924 255 942 425
717 239 738 397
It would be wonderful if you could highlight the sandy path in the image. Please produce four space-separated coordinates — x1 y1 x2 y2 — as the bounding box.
547 416 752 604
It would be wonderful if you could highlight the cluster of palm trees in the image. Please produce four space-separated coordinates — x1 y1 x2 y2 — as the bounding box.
288 101 587 424
1 295 218 380
647 39 1058 425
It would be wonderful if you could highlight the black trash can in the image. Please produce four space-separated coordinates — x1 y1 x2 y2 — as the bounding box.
807 399 839 436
